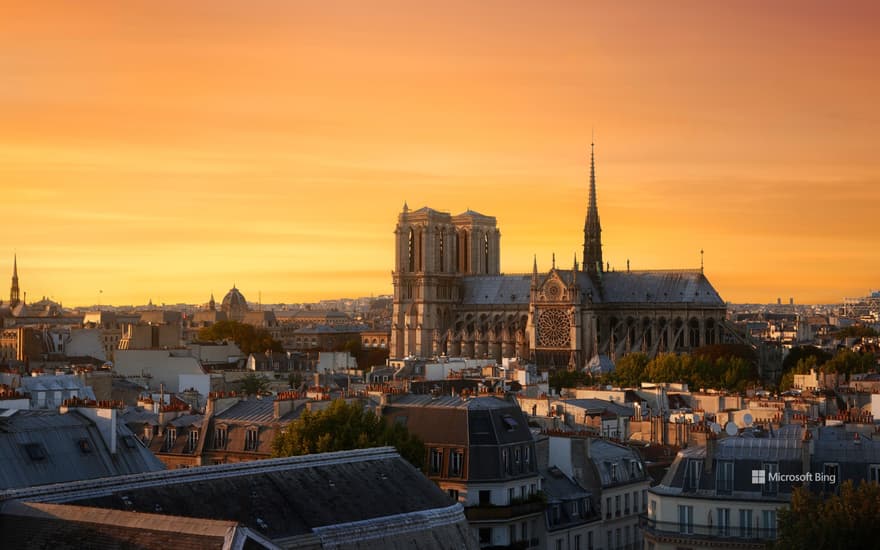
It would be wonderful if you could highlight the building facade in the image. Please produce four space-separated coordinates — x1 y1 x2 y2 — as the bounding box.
390 146 727 367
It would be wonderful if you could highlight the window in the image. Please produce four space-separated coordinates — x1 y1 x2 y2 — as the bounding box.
739 509 753 537
447 488 459 501
678 505 694 535
763 462 779 495
717 461 734 494
530 483 537 496
870 464 880 484
610 463 619 482
605 497 611 519
824 463 839 492
624 492 630 514
685 459 703 490
615 495 621 516
717 507 730 536
520 521 528 542
187 430 199 453
509 525 517 543
524 445 531 468
502 415 519 431
556 538 563 550
514 447 521 470
642 489 647 511
479 528 491 544
502 448 510 473
450 450 464 476
245 428 259 451
762 509 777 538
24 443 47 461
479 490 491 505
77 438 92 454
508 487 516 504
574 534 582 550
164 428 176 451
430 448 443 474
213 426 227 449
632 490 638 513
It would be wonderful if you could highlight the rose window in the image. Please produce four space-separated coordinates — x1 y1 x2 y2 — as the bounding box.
544 282 561 300
537 308 570 347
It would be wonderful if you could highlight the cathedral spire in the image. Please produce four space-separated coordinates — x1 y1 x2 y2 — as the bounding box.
583 141 603 276
10 254 20 307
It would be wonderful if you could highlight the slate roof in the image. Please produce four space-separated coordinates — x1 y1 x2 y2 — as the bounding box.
588 439 648 488
0 408 165 490
383 395 537 482
0 500 275 550
461 275 531 306
0 447 473 548
214 398 302 424
459 269 724 307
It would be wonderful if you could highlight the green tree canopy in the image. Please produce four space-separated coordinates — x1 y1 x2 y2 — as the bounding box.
775 481 880 550
610 353 649 388
821 349 875 376
832 325 878 339
272 399 425 469
782 346 831 373
198 320 283 355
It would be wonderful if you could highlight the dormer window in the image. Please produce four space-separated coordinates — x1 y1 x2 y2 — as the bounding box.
245 427 259 451
214 426 228 449
187 430 199 453
164 428 176 451
610 463 619 482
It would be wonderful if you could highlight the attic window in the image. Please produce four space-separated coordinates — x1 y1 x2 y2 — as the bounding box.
502 415 518 431
122 436 138 449
77 438 92 454
24 443 47 461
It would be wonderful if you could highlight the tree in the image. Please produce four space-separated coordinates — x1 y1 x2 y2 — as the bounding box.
775 481 880 550
611 353 649 388
549 369 589 394
822 349 875 377
833 325 878 339
272 399 425 468
782 346 831 373
198 320 283 355
240 373 269 395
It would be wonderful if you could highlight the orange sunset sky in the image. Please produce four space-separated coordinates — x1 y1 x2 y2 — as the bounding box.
1 1 878 307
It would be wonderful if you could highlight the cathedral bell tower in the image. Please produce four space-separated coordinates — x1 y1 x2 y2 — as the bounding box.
583 142 603 278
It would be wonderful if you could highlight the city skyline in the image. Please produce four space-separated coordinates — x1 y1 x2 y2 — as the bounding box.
3 1 879 306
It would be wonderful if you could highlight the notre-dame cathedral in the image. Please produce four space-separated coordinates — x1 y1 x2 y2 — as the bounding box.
390 145 727 368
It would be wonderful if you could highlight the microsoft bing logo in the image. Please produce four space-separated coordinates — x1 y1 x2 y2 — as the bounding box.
751 470 766 485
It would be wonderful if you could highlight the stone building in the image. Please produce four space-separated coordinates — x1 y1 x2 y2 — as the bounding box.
390 145 727 367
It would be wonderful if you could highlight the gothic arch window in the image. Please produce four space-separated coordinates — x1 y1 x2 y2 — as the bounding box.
538 309 571 348
408 228 415 272
688 318 700 348
705 318 716 345
484 233 490 274
642 318 652 351
438 229 445 272
416 228 423 272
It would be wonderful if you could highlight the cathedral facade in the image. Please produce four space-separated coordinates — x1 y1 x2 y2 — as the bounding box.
390 146 728 368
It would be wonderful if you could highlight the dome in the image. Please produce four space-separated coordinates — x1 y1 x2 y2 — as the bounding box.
221 285 249 321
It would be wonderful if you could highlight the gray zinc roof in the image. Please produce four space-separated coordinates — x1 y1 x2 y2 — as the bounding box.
461 275 531 306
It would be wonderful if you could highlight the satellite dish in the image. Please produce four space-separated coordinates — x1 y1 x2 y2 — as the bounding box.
710 422 722 434
725 421 738 436
743 413 754 427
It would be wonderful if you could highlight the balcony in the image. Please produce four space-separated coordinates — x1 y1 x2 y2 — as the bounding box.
640 515 777 544
465 500 545 521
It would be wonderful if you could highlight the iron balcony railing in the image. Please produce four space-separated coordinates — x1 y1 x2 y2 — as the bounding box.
640 515 777 541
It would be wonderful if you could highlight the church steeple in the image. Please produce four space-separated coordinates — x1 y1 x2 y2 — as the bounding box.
583 142 603 275
10 254 20 307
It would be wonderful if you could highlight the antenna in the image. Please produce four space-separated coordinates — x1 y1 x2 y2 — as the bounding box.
700 249 704 274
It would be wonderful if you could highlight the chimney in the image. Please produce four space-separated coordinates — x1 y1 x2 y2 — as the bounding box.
274 395 295 420
704 431 716 474
801 426 813 489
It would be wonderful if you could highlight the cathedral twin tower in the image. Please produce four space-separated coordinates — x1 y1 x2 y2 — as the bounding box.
390 145 727 367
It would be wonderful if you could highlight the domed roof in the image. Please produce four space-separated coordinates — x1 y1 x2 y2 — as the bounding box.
221 285 248 311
